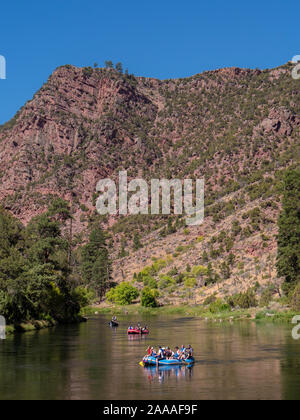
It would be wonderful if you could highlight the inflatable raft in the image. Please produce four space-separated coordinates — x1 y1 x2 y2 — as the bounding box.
128 328 149 335
109 321 119 327
142 356 195 366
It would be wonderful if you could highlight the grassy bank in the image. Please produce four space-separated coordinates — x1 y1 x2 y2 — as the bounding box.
5 316 87 336
82 304 298 323
5 319 58 336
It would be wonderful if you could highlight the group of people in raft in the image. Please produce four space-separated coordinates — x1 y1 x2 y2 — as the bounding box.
144 344 193 362
128 322 148 332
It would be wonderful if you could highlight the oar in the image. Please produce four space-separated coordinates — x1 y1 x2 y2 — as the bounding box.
139 361 144 366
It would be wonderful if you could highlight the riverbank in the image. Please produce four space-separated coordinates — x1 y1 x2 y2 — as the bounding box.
82 304 298 323
4 305 296 336
5 316 87 336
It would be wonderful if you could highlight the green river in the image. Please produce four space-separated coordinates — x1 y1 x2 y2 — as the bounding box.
0 315 299 400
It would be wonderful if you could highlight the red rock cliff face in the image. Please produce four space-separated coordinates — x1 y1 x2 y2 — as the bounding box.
0 66 159 225
0 63 299 231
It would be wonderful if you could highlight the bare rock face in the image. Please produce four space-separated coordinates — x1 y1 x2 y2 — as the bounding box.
257 107 300 136
0 66 158 227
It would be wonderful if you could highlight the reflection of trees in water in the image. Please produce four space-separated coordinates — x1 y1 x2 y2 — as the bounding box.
195 322 285 399
2 316 299 400
0 325 78 399
280 337 300 400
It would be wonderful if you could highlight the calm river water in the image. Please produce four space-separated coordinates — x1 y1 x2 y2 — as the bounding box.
0 315 300 400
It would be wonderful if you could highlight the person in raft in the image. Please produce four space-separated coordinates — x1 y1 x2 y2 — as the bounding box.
156 346 165 363
112 316 117 322
186 344 194 358
165 347 174 359
174 346 181 359
179 345 186 359
150 347 156 356
143 347 154 363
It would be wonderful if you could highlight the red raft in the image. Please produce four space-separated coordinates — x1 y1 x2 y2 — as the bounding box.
127 328 149 335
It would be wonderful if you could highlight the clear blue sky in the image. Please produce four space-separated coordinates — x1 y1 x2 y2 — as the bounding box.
0 0 299 124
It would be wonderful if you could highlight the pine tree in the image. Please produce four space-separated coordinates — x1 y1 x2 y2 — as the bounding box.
81 226 112 300
115 62 123 73
105 60 113 69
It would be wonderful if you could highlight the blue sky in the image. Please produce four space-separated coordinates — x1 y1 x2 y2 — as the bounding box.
0 0 299 124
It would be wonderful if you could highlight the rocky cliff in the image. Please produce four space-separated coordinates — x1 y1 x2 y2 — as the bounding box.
1 62 299 303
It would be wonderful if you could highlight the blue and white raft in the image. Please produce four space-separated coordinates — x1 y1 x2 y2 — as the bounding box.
141 356 195 367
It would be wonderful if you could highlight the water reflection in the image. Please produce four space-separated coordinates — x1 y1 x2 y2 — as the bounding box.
142 365 193 384
127 334 147 341
1 315 300 400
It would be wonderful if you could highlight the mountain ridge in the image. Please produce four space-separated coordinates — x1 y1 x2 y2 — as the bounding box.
0 62 298 225
0 61 299 304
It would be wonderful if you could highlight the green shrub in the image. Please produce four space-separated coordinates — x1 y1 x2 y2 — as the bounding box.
175 273 184 284
158 275 175 289
209 299 230 313
106 282 139 305
184 277 197 288
152 258 168 273
141 287 159 307
191 265 208 277
144 276 157 289
290 283 300 311
260 283 278 307
139 266 154 277
72 286 95 308
196 236 204 242
227 288 258 309
167 267 178 277
176 245 184 253
203 294 217 306
260 289 273 307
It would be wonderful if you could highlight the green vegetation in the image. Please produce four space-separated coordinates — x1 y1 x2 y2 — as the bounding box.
259 283 279 307
133 232 143 251
81 226 112 300
277 169 300 296
226 288 258 309
158 275 175 289
290 283 300 311
141 287 159 307
0 199 114 327
104 60 113 69
0 203 82 324
2 65 300 331
106 282 139 305
208 299 230 313
85 303 297 323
